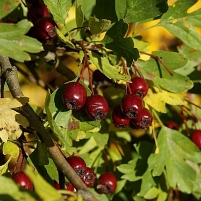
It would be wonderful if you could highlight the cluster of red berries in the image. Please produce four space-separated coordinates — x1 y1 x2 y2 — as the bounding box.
27 1 57 42
62 82 109 120
112 77 153 129
54 155 117 194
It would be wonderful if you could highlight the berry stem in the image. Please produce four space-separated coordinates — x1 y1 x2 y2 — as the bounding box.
120 57 132 95
131 61 144 78
13 149 22 174
140 51 173 76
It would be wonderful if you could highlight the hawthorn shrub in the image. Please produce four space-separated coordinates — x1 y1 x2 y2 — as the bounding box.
0 1 201 201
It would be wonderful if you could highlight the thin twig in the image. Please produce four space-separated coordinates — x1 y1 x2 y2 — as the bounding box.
140 51 173 76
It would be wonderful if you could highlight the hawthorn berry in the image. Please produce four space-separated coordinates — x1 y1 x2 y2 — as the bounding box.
112 105 130 128
27 2 50 22
85 94 109 120
131 107 153 129
66 156 87 178
63 82 87 110
97 172 117 194
28 17 57 42
129 77 148 99
190 130 201 149
82 167 96 188
12 171 33 190
121 94 143 119
164 121 179 130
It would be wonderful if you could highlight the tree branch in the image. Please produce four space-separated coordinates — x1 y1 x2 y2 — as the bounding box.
0 56 98 201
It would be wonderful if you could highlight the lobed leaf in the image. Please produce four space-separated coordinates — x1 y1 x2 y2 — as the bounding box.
148 126 201 193
102 20 139 66
158 0 201 51
115 0 168 23
43 0 72 24
136 51 193 93
0 20 43 62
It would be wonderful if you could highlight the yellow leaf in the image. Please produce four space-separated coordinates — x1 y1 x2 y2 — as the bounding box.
3 141 19 158
144 88 167 113
0 98 29 142
153 87 184 105
144 87 184 113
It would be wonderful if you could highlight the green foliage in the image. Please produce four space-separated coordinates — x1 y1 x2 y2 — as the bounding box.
1 0 201 201
0 20 43 62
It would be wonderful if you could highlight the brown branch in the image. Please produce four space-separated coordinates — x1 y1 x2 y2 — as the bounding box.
0 56 98 201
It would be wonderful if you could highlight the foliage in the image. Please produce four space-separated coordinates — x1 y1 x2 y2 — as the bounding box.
1 0 201 201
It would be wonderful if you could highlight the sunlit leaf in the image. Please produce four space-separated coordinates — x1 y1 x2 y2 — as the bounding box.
148 126 201 193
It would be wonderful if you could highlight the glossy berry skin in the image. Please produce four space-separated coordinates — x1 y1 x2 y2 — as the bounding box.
164 121 179 130
129 77 148 99
112 105 130 128
28 17 56 42
85 95 109 120
190 130 201 149
121 94 143 119
82 167 96 188
27 2 50 22
66 156 87 178
63 82 87 110
12 171 33 190
131 108 153 129
97 172 117 194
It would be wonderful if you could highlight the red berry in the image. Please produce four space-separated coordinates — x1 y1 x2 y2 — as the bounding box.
28 17 57 42
112 105 130 128
27 2 50 22
121 94 143 119
63 82 87 110
129 77 148 99
85 95 109 120
131 107 153 129
54 180 76 192
97 172 117 194
164 121 179 130
82 167 96 188
66 156 87 178
12 171 33 190
54 180 60 189
190 130 201 149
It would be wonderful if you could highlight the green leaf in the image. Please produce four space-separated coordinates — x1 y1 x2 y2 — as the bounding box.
76 4 84 28
0 0 21 19
76 0 96 20
102 20 139 66
93 0 117 22
148 126 201 193
117 141 154 182
0 20 43 62
43 0 72 24
115 0 168 23
45 81 101 154
158 0 201 51
25 165 63 201
3 141 19 158
89 51 130 82
89 17 112 35
136 51 193 93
